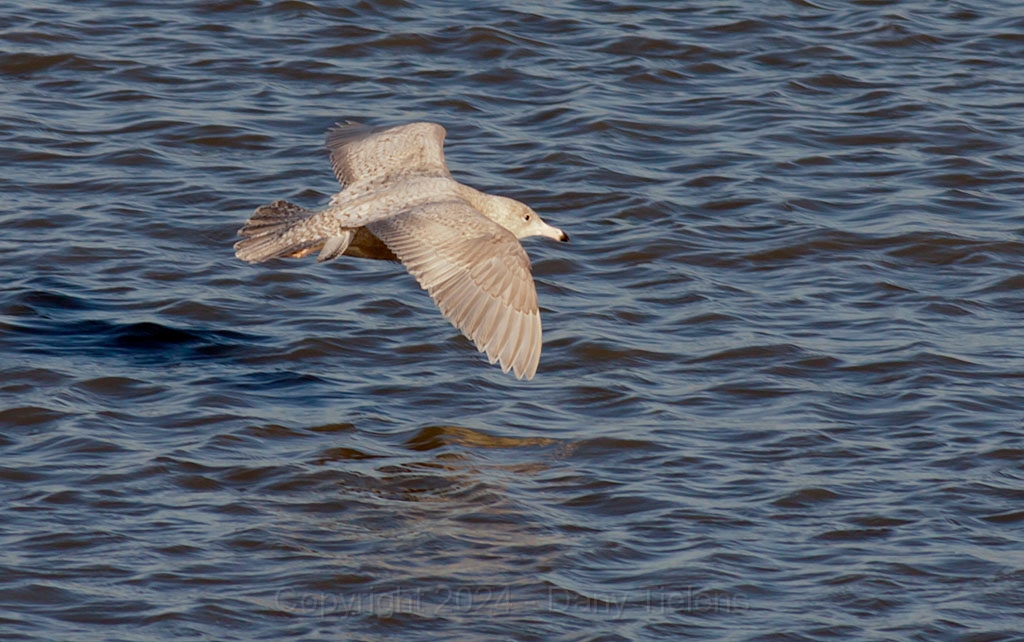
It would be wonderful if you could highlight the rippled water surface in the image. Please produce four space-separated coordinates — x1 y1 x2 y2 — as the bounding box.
3 1 1024 640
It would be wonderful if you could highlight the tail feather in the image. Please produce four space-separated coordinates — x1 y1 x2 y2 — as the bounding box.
234 200 324 263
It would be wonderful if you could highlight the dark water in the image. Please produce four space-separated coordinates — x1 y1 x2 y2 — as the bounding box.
2 1 1023 639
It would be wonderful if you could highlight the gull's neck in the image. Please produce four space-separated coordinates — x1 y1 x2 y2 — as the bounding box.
453 183 494 214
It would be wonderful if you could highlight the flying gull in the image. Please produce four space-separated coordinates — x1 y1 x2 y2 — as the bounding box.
234 121 569 380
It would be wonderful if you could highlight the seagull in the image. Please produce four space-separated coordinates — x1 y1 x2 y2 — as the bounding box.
234 121 569 380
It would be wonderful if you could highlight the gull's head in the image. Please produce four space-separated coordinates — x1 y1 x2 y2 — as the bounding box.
484 194 569 243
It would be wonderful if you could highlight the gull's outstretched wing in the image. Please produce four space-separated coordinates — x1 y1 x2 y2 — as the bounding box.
326 121 451 187
367 200 542 380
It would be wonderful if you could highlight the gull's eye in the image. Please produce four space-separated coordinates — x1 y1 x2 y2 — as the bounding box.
524 213 531 221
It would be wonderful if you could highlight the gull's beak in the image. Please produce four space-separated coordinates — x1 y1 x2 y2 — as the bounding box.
540 221 569 243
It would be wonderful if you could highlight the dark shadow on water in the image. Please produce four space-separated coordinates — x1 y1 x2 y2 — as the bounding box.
0 313 258 364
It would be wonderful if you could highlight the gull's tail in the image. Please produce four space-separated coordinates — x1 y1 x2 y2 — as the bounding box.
234 200 351 264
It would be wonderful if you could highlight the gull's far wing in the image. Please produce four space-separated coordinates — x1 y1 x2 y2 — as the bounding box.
326 121 451 187
367 200 542 380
